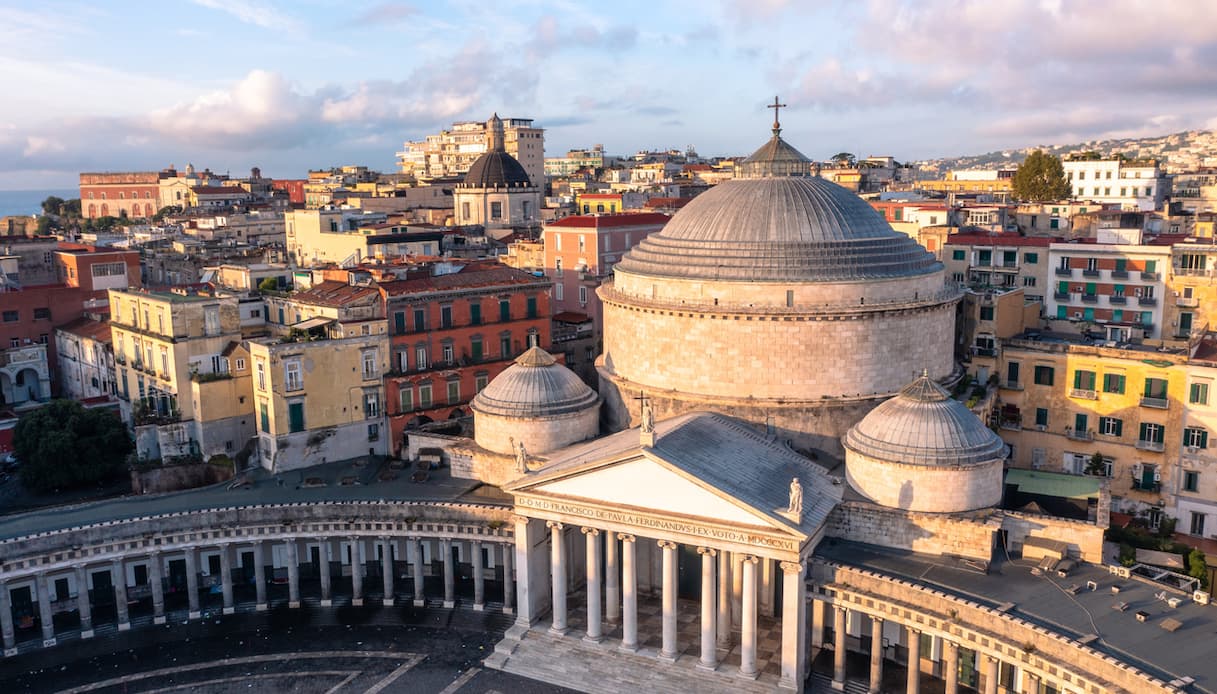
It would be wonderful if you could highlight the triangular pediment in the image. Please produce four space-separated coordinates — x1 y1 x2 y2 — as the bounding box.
520 453 790 531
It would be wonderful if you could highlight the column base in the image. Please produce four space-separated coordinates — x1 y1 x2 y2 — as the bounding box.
4 648 17 657
189 610 203 619
382 598 395 607
254 604 267 612
657 651 677 664
583 634 604 644
831 680 846 691
320 599 332 607
738 668 759 681
549 625 569 636
42 638 57 648
778 676 800 690
502 606 514 615
443 600 455 609
352 598 363 607
619 642 639 653
154 616 166 625
413 598 425 607
117 622 131 632
288 601 300 609
81 629 95 639
223 607 235 615
473 603 485 612
696 660 718 672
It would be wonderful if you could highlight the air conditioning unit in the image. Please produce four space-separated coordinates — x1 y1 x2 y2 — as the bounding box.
1036 424 1047 431
1073 312 1083 319
1194 590 1211 605
1187 446 1200 455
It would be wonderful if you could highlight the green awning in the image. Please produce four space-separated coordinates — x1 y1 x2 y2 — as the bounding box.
1005 468 1100 501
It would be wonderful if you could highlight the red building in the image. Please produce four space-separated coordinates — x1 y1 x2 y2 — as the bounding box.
79 172 164 219
271 179 307 205
379 262 552 455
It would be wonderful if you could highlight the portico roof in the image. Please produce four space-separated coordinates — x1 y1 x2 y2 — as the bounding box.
506 412 842 556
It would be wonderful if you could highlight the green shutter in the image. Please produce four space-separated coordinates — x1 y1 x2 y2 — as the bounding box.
953 250 965 260
470 303 481 325
1112 309 1123 322
394 312 406 334
1083 308 1095 321
1036 408 1049 426
260 403 269 433
1115 259 1126 271
526 297 538 319
1085 282 1096 294
1025 252 1038 263
1057 305 1067 319
500 301 510 321
1074 371 1083 388
1058 281 1070 293
471 339 483 362
1145 260 1157 273
1074 413 1088 432
288 402 305 433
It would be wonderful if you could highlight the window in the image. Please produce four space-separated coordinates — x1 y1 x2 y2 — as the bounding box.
1024 252 1038 264
1184 470 1199 493
578 235 586 252
394 311 406 335
2 310 17 322
362 350 377 379
470 302 482 325
419 383 433 409
1103 373 1125 394
1191 512 1206 536
1035 408 1049 427
1139 422 1164 444
256 360 266 390
367 423 380 441
461 201 470 220
288 402 305 433
1074 413 1088 434
1023 276 1036 287
499 300 511 321
1073 369 1096 392
260 402 269 433
440 304 453 329
413 308 426 332
203 306 220 336
490 201 503 220
1184 427 1209 449
471 336 483 362
1191 382 1209 405
500 333 512 358
526 296 538 318
415 345 428 370
1099 416 1123 437
979 306 994 321
364 392 380 418
554 283 564 301
1034 365 1054 385
441 341 454 364
33 307 50 320
578 286 588 305
475 372 489 392
1143 377 1168 400
446 379 460 405
285 360 303 391
952 250 966 261
399 387 414 412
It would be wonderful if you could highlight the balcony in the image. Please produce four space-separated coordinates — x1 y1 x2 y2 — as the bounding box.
1110 270 1129 279
1109 295 1128 305
1055 267 1074 277
1082 269 1102 278
1069 388 1097 400
1140 396 1169 409
1135 439 1165 452
1138 296 1157 307
972 346 996 358
1177 297 1199 308
1053 291 1071 301
1140 271 1160 281
1080 294 1099 304
1001 380 1023 391
1131 478 1162 493
1066 428 1094 441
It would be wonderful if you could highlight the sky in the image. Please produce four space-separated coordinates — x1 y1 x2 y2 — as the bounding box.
2 0 1217 189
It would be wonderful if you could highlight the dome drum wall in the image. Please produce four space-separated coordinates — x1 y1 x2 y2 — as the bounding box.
844 451 1004 513
599 296 957 402
473 408 600 456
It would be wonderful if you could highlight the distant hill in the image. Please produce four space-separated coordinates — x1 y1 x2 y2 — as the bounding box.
910 129 1217 178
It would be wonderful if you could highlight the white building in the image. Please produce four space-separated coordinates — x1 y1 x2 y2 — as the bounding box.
54 317 117 403
1063 157 1169 211
397 116 544 187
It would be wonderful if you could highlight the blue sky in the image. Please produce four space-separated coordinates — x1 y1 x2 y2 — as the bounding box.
2 0 1216 189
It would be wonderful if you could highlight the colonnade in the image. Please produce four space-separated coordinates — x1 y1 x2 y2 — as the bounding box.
1 534 512 656
533 520 809 689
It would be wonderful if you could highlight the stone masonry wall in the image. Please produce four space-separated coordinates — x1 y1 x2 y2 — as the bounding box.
473 407 601 456
824 501 999 561
844 450 1004 513
1001 511 1105 564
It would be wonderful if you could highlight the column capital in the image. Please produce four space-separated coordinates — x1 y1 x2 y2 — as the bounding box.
510 514 532 525
696 546 717 557
581 527 601 536
833 603 847 614
740 553 759 565
657 539 678 550
986 654 999 664
618 533 636 543
906 624 921 635
779 560 802 574
546 520 564 530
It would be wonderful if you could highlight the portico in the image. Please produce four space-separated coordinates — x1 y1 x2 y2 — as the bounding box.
502 413 841 692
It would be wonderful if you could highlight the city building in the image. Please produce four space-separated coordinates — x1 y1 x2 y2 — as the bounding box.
1166 242 1217 339
1046 241 1171 340
543 145 606 177
398 116 545 187
79 172 164 219
1063 156 1169 211
284 208 389 267
451 115 542 237
942 232 1052 302
53 316 117 404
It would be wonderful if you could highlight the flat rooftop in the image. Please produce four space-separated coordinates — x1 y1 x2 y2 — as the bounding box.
1008 329 1186 356
815 540 1215 692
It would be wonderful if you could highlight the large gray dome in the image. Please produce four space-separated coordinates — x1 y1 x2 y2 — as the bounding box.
614 176 941 282
843 374 1007 467
471 347 599 418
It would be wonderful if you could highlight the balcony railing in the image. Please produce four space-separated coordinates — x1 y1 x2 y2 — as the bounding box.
1055 267 1074 277
1138 296 1158 307
972 346 997 357
1110 270 1129 279
1109 295 1128 305
1131 478 1162 492
1135 439 1165 452
1082 269 1102 278
1081 294 1099 304
1066 428 1094 441
1140 271 1160 281
1140 396 1169 409
1177 297 1199 308
1001 380 1023 391
1053 291 1071 301
1069 388 1097 400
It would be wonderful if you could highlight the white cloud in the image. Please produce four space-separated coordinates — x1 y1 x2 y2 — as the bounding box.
188 0 301 32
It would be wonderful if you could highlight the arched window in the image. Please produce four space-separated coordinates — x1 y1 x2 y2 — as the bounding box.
119 192 125 200
87 204 96 217
145 203 154 217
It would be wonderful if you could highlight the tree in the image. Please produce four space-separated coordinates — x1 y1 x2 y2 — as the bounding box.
13 400 132 493
830 152 856 167
1012 150 1072 202
1189 548 1210 590
40 195 65 216
1085 451 1107 476
258 277 279 292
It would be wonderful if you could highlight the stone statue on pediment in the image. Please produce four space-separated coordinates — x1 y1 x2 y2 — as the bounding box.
788 477 803 517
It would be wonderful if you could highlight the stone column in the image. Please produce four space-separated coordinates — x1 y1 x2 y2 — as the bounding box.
350 537 364 606
869 616 884 694
731 552 743 629
944 640 959 694
619 534 638 652
251 542 266 612
36 574 55 646
411 538 425 607
779 560 807 690
501 543 514 614
381 537 395 607
604 530 619 623
441 539 456 608
832 605 847 690
286 538 300 608
149 553 165 625
319 539 333 607
112 560 130 631
739 555 759 679
658 540 679 662
513 515 548 626
548 522 567 634
583 528 603 642
75 566 94 637
1 581 15 656
1023 671 1040 694
984 655 999 694
472 541 485 611
717 551 731 648
697 547 717 670
906 626 921 694
219 544 235 614
811 598 826 649
185 547 202 619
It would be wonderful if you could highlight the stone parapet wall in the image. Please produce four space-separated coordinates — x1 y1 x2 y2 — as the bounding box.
600 293 956 402
823 502 999 561
844 450 1003 513
813 560 1177 694
1001 511 1105 564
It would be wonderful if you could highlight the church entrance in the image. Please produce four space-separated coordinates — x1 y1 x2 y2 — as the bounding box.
677 544 700 599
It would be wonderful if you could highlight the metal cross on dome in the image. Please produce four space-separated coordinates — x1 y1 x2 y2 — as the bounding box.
768 95 787 135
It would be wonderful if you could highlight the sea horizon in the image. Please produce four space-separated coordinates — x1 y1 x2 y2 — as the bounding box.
0 188 79 217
